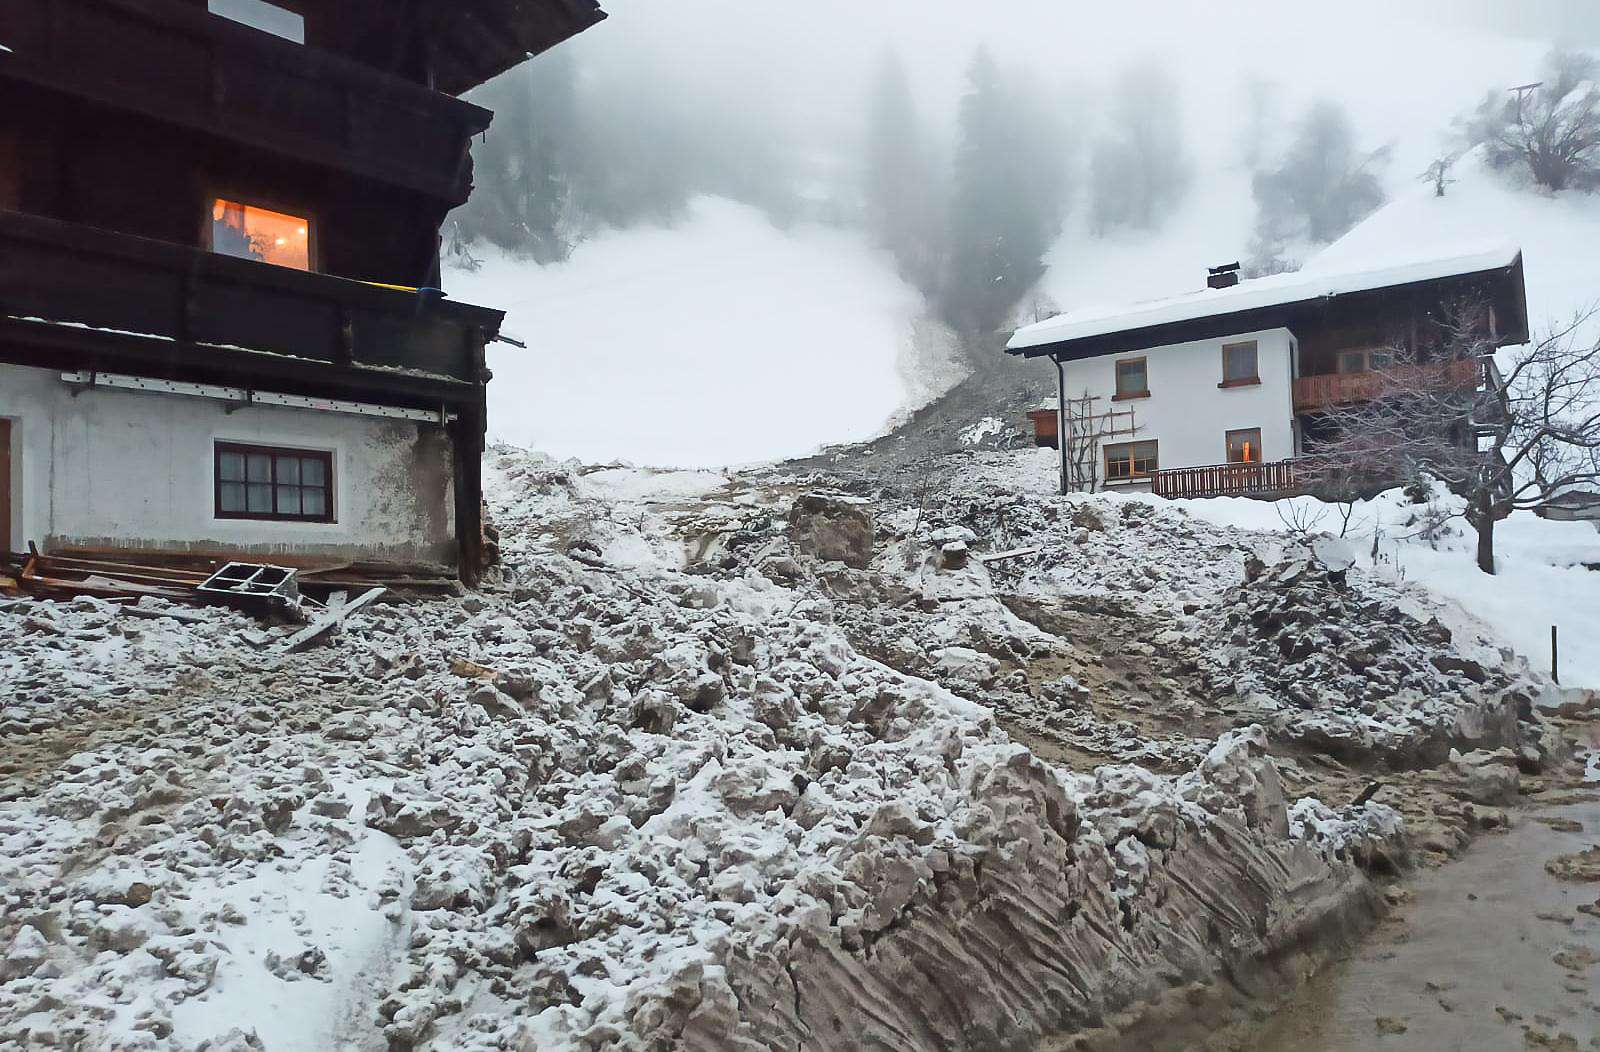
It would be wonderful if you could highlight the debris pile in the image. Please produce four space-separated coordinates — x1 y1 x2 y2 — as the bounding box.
1191 540 1537 765
2 545 451 617
0 446 1575 1051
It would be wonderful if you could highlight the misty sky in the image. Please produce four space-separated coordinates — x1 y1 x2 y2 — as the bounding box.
558 0 1598 183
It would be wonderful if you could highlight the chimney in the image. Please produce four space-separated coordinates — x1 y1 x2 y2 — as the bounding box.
1207 261 1241 290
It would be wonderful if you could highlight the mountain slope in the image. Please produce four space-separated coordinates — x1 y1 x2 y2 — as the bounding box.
445 197 958 468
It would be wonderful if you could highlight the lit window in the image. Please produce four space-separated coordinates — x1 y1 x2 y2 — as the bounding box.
1221 340 1259 384
208 0 305 43
216 443 333 522
1226 428 1263 464
210 199 312 270
1114 358 1149 399
1105 440 1158 482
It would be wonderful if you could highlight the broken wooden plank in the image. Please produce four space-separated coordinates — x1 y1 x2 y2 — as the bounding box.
281 587 385 653
976 546 1042 565
37 554 210 582
295 560 356 578
449 656 500 680
116 605 210 625
36 559 208 589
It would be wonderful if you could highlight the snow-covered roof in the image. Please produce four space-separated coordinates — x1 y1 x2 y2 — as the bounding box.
1007 244 1522 355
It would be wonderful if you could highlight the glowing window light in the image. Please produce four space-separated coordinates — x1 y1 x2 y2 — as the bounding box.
210 198 312 270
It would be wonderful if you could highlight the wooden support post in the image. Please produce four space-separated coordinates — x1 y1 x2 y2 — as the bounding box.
1552 625 1559 684
1054 356 1067 496
452 414 483 587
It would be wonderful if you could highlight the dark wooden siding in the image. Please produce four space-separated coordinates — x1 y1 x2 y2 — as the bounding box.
0 0 489 207
6 82 448 288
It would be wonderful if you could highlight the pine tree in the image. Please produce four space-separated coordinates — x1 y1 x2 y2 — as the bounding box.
942 48 1067 335
864 51 942 294
1088 64 1191 235
454 53 581 263
1249 99 1387 269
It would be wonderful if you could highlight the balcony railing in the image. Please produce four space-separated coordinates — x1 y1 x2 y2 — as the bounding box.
0 0 490 204
1293 358 1482 413
1151 459 1305 499
0 209 501 400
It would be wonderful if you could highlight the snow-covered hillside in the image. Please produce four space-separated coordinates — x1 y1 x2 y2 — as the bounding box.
1313 150 1600 334
445 198 958 468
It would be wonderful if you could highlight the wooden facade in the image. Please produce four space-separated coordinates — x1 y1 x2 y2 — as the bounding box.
1 0 605 580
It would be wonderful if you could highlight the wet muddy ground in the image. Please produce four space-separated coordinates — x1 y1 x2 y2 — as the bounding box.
1239 748 1600 1052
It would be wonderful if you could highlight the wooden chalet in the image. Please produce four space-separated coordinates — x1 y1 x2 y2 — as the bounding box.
1007 248 1528 499
0 0 604 583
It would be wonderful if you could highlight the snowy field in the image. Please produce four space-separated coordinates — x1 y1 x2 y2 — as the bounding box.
446 198 939 468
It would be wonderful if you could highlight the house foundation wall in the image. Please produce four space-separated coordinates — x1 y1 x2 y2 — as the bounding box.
0 362 456 564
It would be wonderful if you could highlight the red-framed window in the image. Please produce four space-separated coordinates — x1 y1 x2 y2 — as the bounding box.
215 442 334 522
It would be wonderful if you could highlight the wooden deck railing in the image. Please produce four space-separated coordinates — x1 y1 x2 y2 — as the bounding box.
1292 358 1481 412
0 209 501 393
1150 459 1304 499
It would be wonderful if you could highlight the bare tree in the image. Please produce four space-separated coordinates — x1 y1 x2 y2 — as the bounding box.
1421 154 1458 198
1313 303 1600 573
1462 49 1600 193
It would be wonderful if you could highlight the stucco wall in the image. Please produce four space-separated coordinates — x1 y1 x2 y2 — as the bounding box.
0 363 456 563
1056 327 1298 491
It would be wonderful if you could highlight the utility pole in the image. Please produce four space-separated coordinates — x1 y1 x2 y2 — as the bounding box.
1509 81 1542 124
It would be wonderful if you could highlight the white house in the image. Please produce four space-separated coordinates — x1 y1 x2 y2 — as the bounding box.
1007 247 1529 498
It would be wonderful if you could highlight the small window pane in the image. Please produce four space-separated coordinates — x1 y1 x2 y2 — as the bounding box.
247 483 273 513
1223 341 1258 381
276 485 302 515
247 454 273 482
1105 440 1158 481
211 198 311 271
302 488 326 517
219 452 245 481
1227 429 1263 464
300 457 325 487
276 456 300 485
219 481 246 512
1116 359 1147 396
1338 350 1366 374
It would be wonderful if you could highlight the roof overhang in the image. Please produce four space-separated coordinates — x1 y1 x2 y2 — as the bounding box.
432 0 607 95
1008 248 1526 362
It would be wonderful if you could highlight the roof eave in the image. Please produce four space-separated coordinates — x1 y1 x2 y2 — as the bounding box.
1007 256 1527 362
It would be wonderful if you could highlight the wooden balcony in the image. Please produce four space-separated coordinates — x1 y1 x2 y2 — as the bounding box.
1151 459 1304 499
1293 358 1481 413
0 209 501 408
0 0 490 204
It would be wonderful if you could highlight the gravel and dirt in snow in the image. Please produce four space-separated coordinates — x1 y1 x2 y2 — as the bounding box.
2 445 1596 1051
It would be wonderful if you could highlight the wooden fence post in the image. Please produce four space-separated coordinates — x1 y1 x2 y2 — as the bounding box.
1551 625 1559 684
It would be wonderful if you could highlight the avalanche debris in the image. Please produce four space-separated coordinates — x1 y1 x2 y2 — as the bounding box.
0 446 1573 1051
